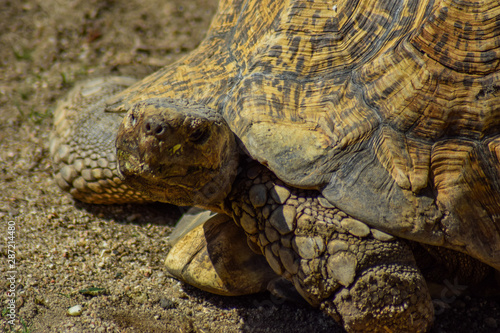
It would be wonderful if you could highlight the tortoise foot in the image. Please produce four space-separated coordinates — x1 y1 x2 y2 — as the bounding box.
325 262 434 333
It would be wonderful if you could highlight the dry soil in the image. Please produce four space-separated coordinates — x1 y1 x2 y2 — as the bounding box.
0 0 499 332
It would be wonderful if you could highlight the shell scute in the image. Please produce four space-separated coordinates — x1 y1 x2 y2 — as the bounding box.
107 0 500 268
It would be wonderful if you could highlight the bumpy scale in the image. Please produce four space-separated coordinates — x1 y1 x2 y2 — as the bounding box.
227 163 434 332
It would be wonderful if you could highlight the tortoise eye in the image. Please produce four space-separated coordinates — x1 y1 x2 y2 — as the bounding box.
189 127 210 144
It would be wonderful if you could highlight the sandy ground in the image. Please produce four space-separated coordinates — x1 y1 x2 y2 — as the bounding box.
0 0 499 332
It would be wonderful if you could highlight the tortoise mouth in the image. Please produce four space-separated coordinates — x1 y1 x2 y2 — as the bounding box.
116 147 197 204
117 147 190 179
117 146 216 180
116 146 227 206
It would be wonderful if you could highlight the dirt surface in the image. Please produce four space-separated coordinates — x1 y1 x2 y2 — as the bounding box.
0 0 499 332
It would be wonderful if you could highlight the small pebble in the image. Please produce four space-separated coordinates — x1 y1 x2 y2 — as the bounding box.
160 297 176 309
484 317 497 328
67 304 83 316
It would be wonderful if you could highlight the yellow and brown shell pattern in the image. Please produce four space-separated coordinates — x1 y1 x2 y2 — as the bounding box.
107 0 500 270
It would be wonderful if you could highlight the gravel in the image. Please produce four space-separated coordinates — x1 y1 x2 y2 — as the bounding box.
1 0 498 332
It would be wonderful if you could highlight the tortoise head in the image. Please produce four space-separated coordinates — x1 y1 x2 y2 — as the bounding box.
115 98 239 210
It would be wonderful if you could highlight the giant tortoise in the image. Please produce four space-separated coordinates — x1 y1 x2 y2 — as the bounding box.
51 0 500 331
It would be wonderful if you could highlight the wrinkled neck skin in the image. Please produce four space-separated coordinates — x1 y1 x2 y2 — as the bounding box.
190 155 242 214
200 154 263 214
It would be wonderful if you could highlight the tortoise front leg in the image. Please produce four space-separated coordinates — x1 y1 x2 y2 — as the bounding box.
231 175 434 332
50 77 149 204
261 215 435 333
321 235 434 332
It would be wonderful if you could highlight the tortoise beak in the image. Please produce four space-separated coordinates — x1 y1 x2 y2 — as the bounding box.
115 98 240 209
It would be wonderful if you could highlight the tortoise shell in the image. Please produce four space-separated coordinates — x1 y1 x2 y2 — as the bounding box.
107 0 500 269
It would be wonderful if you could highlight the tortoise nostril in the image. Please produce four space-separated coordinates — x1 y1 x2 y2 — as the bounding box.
126 112 138 128
144 117 166 138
